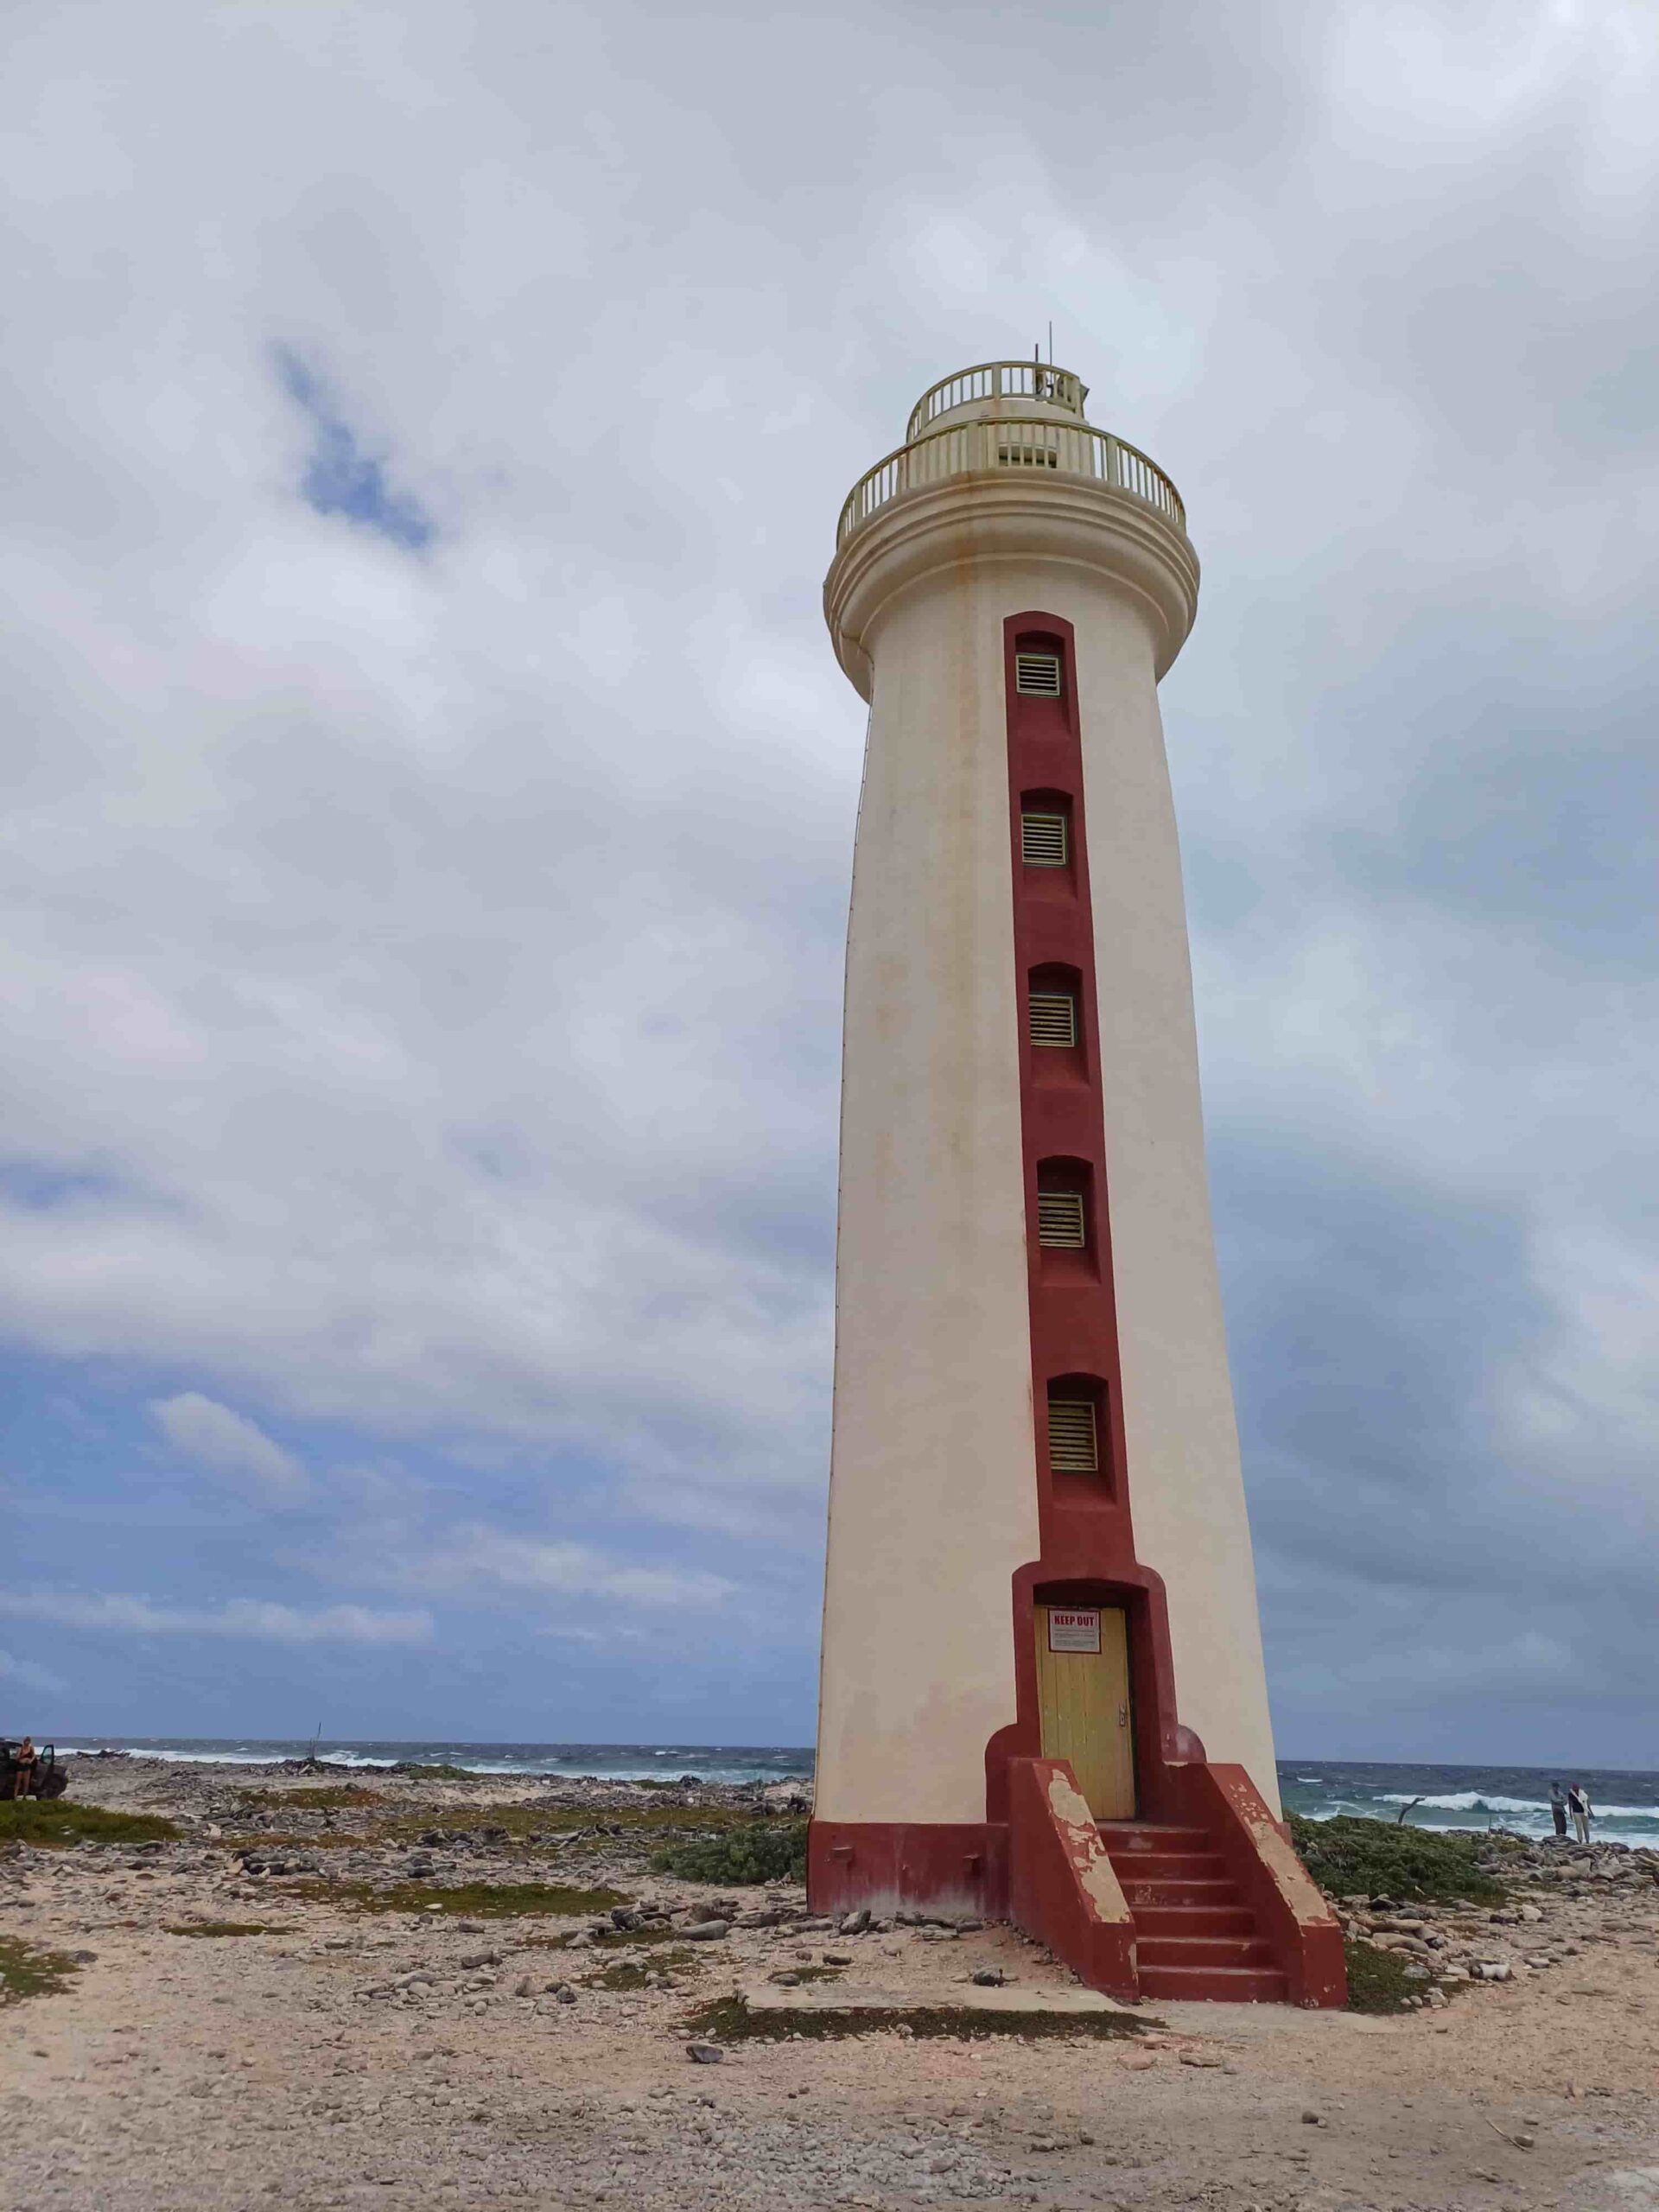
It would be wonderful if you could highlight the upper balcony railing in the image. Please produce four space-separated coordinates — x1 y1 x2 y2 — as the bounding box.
905 359 1089 441
836 413 1186 548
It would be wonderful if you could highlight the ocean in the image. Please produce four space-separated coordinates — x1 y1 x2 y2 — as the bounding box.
50 1738 1659 1846
53 1737 811 1786
1277 1760 1659 1849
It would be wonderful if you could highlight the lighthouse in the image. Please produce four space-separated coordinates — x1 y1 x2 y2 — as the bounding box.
810 361 1344 2005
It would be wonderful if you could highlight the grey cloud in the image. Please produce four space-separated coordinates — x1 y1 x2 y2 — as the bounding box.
1213 1124 1659 1758
391 1526 734 1612
1 0 1654 1745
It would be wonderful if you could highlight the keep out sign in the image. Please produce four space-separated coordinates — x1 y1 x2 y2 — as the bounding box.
1047 1608 1101 1654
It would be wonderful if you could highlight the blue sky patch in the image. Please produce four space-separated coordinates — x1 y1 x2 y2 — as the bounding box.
276 347 433 550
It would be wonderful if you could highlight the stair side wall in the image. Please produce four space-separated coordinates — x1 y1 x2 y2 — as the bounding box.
1167 1761 1347 2006
1007 1756 1139 2001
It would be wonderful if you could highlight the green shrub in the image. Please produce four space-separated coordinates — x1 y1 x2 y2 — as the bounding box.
1290 1815 1503 1904
1342 1938 1440 2015
0 1800 180 1847
652 1820 808 1885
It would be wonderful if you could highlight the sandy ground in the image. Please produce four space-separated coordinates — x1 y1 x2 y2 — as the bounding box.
3 1759 1657 2212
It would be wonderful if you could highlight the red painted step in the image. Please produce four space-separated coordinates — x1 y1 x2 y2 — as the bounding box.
1116 1877 1241 1910
1093 1818 1295 2003
1104 1851 1228 1883
1139 1962 1288 2003
1133 1904 1256 1939
1136 1934 1277 1970
1095 1822 1211 1851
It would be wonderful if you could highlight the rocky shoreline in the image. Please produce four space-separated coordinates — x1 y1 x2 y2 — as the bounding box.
4 1759 1658 2209
1332 1833 1659 2005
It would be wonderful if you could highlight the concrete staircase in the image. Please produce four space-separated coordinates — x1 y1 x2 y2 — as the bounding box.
1096 1820 1289 2002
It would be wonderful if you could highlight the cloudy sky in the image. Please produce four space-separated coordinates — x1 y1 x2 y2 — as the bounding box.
3 1 1655 1766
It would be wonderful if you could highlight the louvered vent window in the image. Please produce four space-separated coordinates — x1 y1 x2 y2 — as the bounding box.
1028 990 1077 1048
1015 652 1063 696
999 443 1059 469
1020 810 1068 867
1047 1396 1099 1473
1037 1190 1087 1249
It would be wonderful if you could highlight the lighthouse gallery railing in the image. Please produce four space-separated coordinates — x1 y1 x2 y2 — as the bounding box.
836 416 1186 548
905 360 1090 440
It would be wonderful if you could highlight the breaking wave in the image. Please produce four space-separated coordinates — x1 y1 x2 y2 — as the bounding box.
1280 1764 1659 1847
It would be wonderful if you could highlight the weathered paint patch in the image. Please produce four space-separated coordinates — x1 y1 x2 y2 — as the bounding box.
1008 1757 1139 2000
1215 1770 1338 1931
1045 1769 1133 1925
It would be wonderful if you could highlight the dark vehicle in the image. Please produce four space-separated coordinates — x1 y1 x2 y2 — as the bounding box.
1 1740 68 1800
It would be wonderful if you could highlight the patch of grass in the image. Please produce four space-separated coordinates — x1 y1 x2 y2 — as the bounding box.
684 1996 1150 2044
652 1820 808 1885
163 1922 289 1939
1290 1815 1505 1905
596 1922 684 1947
235 1786 382 1810
584 1960 655 1991
0 1800 180 1848
541 1922 689 1951
383 1807 561 1843
292 1878 627 1918
0 1936 79 2005
384 1802 760 1842
582 1951 699 1990
1344 1939 1441 2015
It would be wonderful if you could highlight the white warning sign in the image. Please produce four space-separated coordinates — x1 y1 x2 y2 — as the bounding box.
1047 1607 1101 1654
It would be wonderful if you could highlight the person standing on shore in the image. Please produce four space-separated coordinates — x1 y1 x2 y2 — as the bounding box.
10 1737 36 1798
1549 1782 1569 1840
1567 1783 1593 1844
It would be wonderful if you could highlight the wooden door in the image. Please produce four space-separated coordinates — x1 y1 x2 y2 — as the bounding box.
1033 1603 1135 1821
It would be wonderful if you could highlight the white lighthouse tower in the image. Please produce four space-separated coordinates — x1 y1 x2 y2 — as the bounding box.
810 362 1344 2005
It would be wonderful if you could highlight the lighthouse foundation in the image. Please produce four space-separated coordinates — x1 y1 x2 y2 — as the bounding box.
810 1558 1344 2005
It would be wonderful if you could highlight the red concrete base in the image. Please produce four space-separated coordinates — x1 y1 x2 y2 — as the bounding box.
807 1821 1007 1921
808 1771 1346 2009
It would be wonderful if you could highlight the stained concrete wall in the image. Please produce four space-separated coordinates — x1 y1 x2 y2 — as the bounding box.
817 479 1281 1824
816 560 1039 1824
